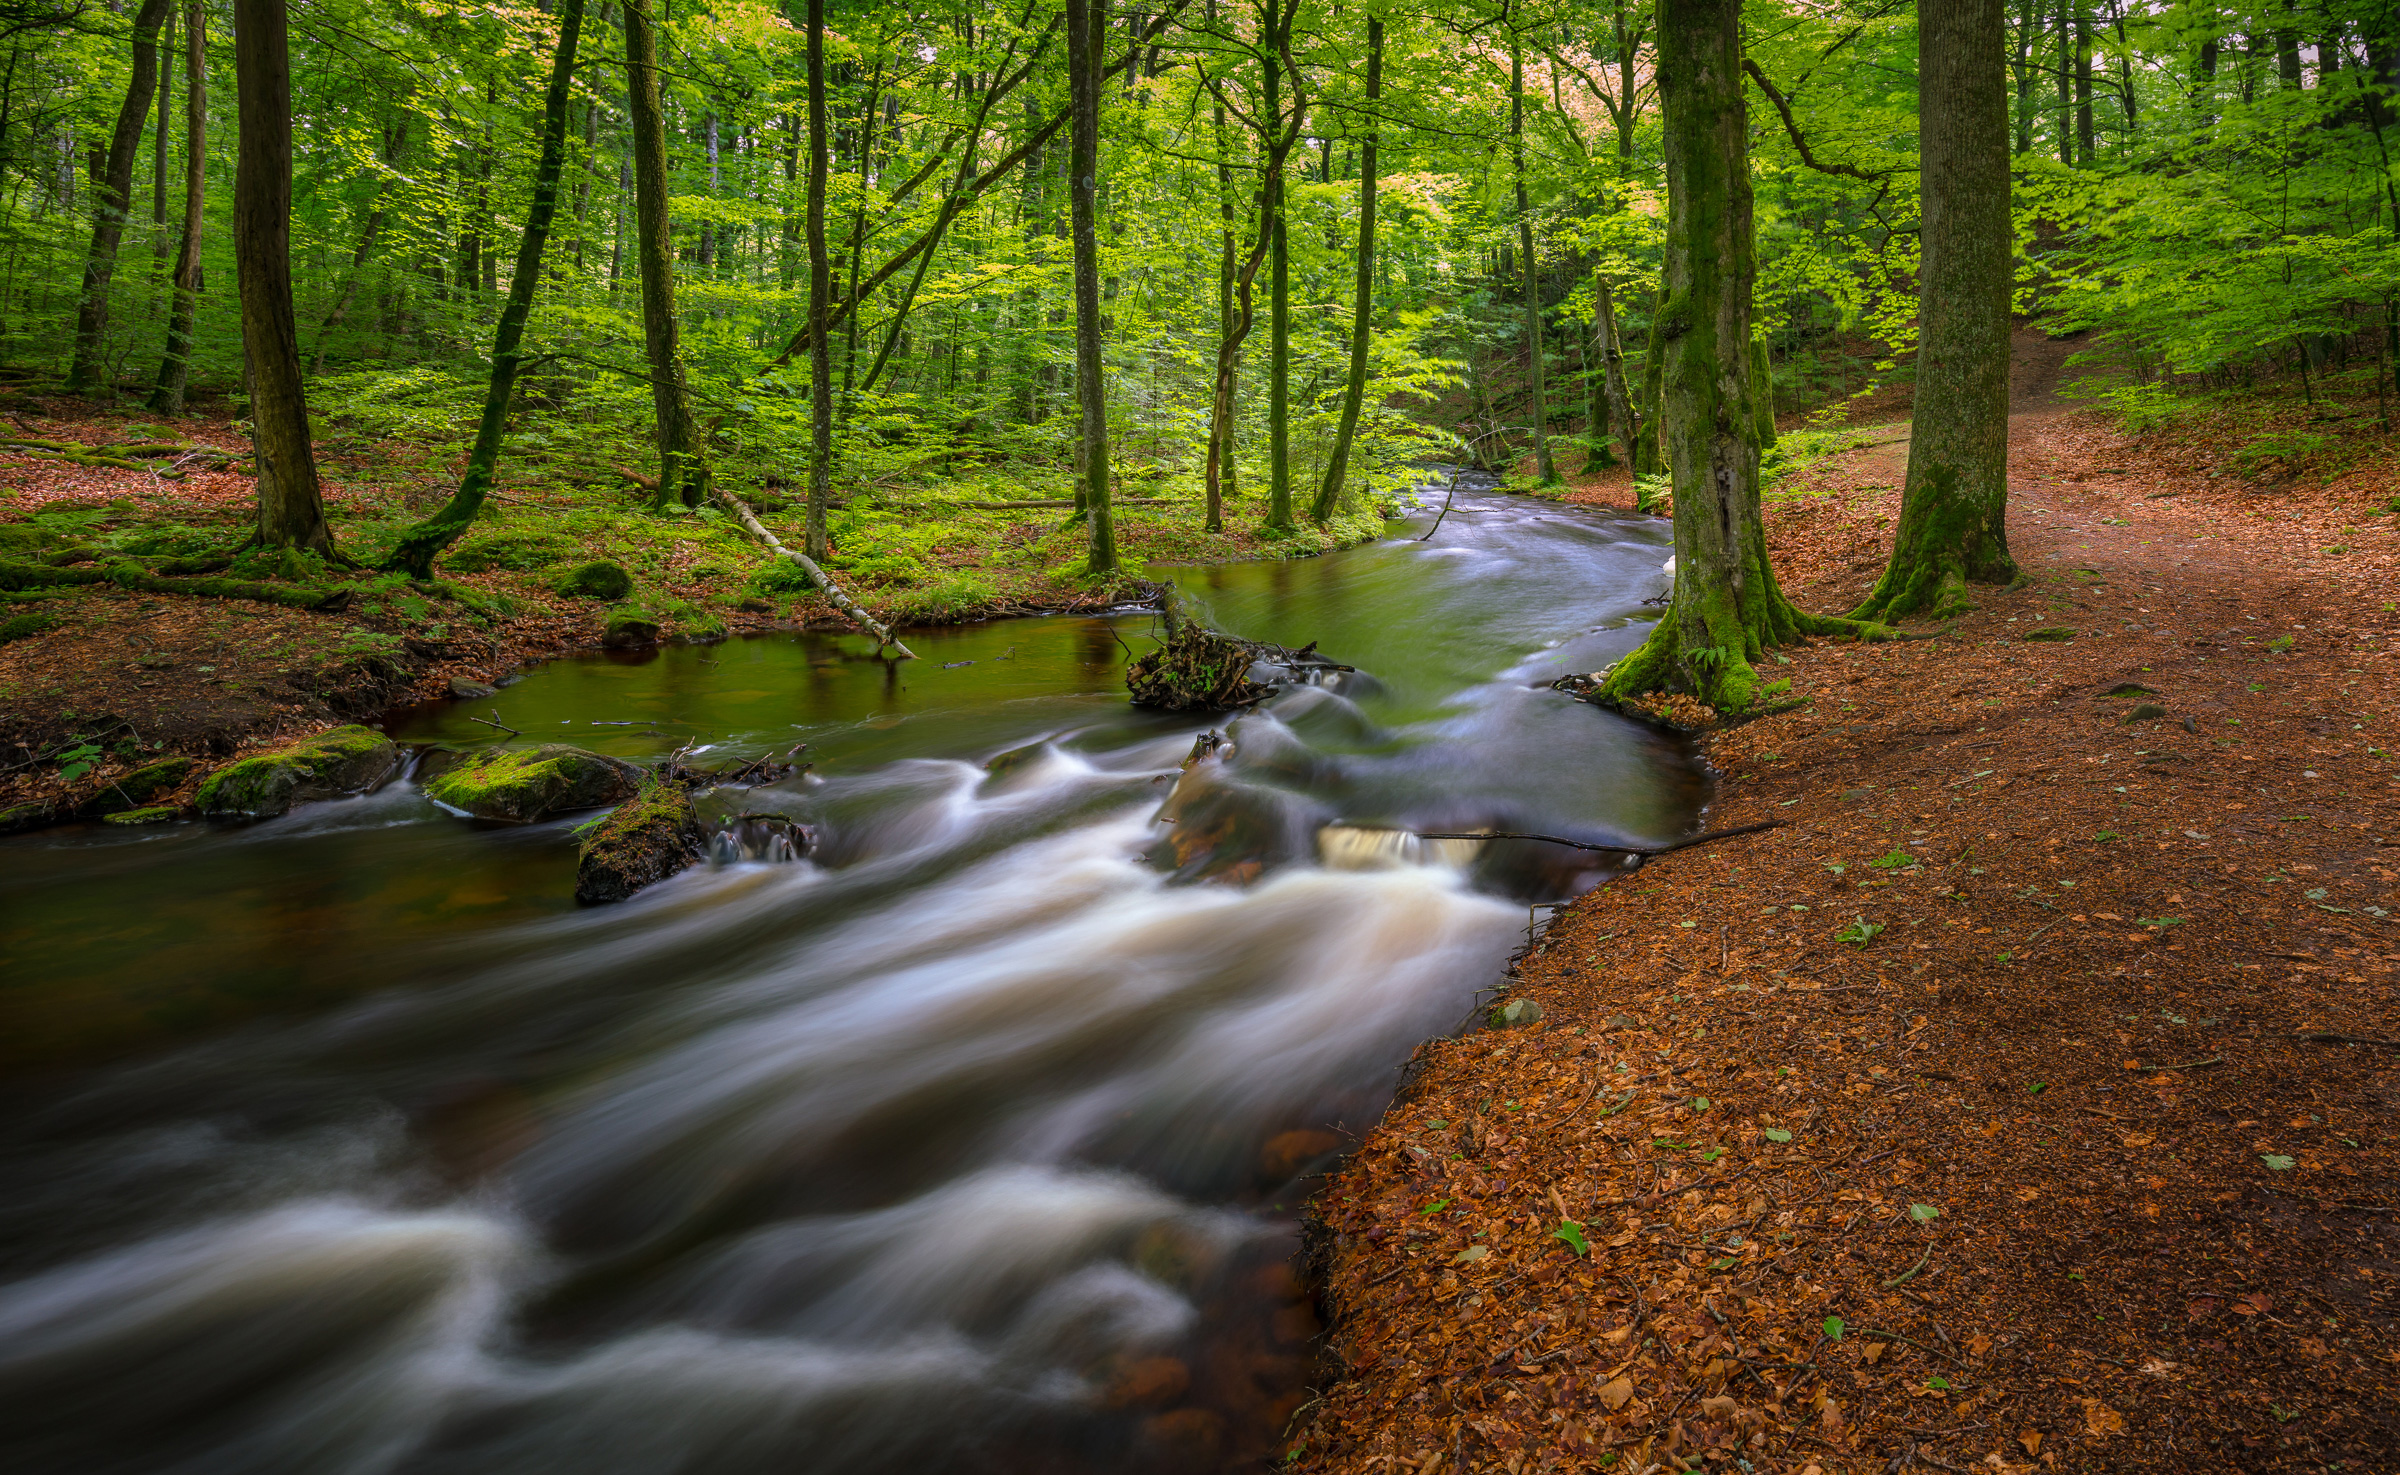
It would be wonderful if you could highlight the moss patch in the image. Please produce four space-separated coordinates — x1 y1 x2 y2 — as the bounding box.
423 743 642 823
193 725 400 818
102 805 181 825
574 781 703 903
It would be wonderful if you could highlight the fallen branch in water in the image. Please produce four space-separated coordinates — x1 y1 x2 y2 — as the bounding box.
1407 819 1786 857
711 488 918 660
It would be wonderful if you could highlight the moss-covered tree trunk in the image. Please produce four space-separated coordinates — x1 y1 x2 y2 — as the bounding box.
148 0 205 414
1311 15 1380 524
1068 0 1116 573
1750 330 1777 447
233 0 333 554
1510 27 1556 484
1851 0 2015 621
68 0 172 394
1599 0 1888 711
625 0 706 510
383 0 584 577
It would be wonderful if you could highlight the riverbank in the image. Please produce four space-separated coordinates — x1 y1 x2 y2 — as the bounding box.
1287 392 2400 1471
0 392 1388 830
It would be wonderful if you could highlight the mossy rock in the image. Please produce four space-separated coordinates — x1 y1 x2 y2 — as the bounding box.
78 755 192 815
423 743 642 823
0 800 57 834
1488 998 1545 1029
102 806 181 825
2021 626 2077 642
604 608 661 648
555 560 634 600
574 781 703 904
194 726 401 818
448 530 578 572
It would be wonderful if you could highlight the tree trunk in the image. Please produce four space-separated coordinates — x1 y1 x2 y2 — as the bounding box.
1068 0 1115 573
1851 0 2015 621
1311 15 1379 524
1750 330 1777 447
2074 6 2094 160
1599 0 1874 710
233 0 332 553
383 0 585 577
1593 272 1637 468
148 0 203 414
625 0 705 508
2054 0 2072 164
1511 26 1556 483
1205 53 1236 533
1630 289 1664 476
312 117 403 377
67 0 172 392
1262 6 1293 533
2012 0 2038 152
805 0 835 560
151 4 172 277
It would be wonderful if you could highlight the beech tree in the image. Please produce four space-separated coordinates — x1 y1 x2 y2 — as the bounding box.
148 0 204 414
624 0 707 510
232 0 333 553
1851 0 2015 620
1068 0 1115 574
66 0 172 394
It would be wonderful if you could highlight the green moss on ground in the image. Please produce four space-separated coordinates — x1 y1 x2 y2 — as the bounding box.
102 805 180 824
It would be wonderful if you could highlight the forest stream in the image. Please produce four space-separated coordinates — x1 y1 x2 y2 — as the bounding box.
0 481 1705 1474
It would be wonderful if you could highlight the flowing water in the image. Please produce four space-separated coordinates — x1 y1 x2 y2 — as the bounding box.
0 478 1700 1475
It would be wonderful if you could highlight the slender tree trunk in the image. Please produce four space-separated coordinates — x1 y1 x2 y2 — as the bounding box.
383 0 585 576
1311 15 1380 523
1262 1 1294 532
1630 288 1665 476
2074 6 2094 160
312 117 402 376
2012 0 2039 152
2054 0 2072 164
1068 0 1115 572
1600 0 1871 709
152 5 171 275
1852 0 2015 620
625 0 705 508
233 0 332 552
1750 330 1777 446
68 0 172 392
1593 271 1637 467
148 0 204 414
1511 25 1555 482
1206 67 1236 532
806 0 836 560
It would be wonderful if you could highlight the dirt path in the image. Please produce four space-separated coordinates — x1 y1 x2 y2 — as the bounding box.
1290 375 2399 1473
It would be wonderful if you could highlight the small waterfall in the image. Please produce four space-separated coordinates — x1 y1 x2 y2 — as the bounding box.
1316 824 1486 871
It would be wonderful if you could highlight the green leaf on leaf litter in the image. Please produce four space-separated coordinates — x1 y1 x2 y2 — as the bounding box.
1909 1203 1941 1224
2262 1154 2296 1172
1763 1128 1794 1143
1823 1316 1846 1341
1554 1220 1591 1256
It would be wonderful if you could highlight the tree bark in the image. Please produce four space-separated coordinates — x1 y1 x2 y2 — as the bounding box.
1205 20 1237 534
2074 4 2094 160
1311 15 1380 524
805 0 835 560
152 4 171 274
1750 330 1776 447
625 0 706 508
1600 0 1876 710
233 0 332 552
1630 288 1664 477
383 0 585 576
148 0 203 413
67 0 171 392
2011 0 2038 153
1511 23 1556 483
1591 271 1637 468
1851 0 2015 620
1262 0 1295 532
1068 0 1115 572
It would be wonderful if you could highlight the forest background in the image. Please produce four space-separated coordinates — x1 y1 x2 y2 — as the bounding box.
7 0 2400 727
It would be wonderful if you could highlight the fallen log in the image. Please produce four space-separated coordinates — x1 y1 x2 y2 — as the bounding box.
0 557 350 611
710 488 918 659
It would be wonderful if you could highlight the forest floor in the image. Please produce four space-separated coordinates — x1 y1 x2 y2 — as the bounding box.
1290 334 2400 1474
0 388 1381 829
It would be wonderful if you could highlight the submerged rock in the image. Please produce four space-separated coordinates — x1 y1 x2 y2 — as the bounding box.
423 744 642 823
575 782 705 904
447 675 499 699
77 755 192 816
194 726 401 818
